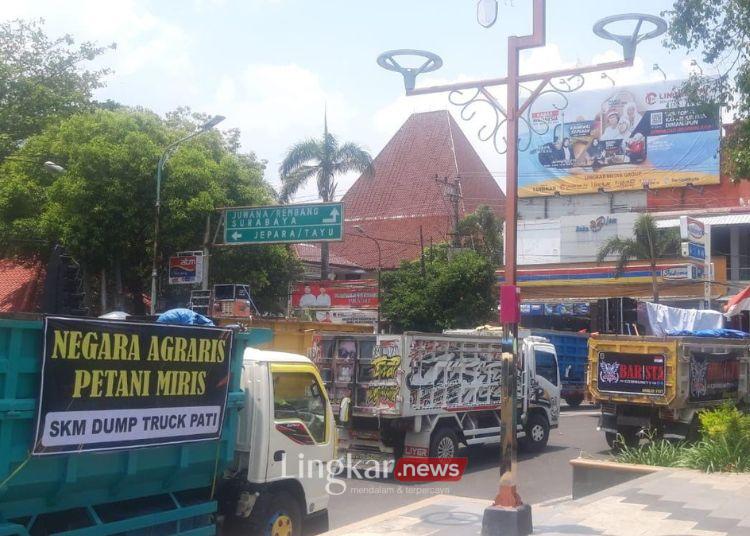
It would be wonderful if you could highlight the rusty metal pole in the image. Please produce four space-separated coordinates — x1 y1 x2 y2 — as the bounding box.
495 0 546 511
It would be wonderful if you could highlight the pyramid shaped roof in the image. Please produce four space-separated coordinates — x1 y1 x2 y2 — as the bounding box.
330 110 505 269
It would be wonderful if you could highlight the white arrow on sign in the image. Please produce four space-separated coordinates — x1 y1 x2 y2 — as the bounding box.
322 207 340 223
231 231 242 240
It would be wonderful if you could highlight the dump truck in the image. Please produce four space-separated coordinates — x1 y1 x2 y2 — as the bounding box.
588 334 750 449
309 331 561 463
0 314 336 535
530 329 590 407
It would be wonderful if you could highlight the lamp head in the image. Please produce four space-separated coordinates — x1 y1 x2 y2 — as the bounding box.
201 115 225 131
43 161 65 174
476 0 498 28
593 14 667 61
377 49 443 92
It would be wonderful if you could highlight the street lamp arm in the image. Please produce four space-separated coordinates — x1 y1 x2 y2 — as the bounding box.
405 57 634 98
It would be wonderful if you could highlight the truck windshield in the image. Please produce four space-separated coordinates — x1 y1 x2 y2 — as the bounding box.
535 349 559 386
272 372 327 443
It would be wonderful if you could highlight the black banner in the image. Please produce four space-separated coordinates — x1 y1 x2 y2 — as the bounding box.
597 352 666 395
688 351 741 403
33 317 233 455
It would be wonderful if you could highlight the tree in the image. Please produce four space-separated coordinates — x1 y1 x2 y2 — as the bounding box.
663 1 750 180
596 214 680 303
0 19 114 159
0 107 299 313
278 116 372 279
456 205 503 266
381 246 497 332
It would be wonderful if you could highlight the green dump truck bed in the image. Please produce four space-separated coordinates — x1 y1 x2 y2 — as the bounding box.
0 315 272 535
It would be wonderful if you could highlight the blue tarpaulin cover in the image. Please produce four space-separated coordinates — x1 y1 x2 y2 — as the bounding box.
665 328 750 339
156 308 214 326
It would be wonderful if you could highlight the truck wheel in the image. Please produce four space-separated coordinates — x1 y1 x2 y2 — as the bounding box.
230 490 302 536
520 413 549 453
429 427 459 458
606 427 639 451
564 394 584 407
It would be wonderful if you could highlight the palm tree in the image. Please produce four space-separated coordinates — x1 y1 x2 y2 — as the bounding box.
279 114 373 279
596 214 680 303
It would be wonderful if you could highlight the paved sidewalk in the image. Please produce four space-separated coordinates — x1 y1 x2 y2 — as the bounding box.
325 469 750 536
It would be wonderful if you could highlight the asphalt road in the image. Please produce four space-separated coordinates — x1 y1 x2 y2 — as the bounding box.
327 406 610 530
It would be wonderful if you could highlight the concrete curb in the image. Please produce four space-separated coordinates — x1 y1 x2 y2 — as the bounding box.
569 457 662 499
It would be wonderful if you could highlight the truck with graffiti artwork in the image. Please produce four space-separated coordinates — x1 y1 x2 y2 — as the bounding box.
309 331 561 462
588 335 750 450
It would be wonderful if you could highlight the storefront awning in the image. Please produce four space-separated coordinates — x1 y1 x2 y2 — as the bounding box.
656 213 750 228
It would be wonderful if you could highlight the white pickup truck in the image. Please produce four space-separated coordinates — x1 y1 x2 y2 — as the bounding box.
309 331 561 464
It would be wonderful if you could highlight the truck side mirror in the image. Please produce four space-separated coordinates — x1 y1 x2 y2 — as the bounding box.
339 397 351 423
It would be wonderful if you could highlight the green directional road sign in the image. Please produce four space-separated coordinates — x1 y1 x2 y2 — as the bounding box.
223 202 344 245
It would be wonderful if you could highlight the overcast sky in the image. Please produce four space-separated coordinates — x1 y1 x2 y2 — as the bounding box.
7 0 697 202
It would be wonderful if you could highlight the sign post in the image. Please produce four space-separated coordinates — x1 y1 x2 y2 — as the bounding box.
168 251 204 285
680 216 711 308
223 202 344 245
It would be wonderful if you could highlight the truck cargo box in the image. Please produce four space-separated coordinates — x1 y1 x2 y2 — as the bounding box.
0 315 272 533
589 335 750 408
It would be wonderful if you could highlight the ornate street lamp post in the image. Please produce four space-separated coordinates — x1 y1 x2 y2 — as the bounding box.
377 2 665 534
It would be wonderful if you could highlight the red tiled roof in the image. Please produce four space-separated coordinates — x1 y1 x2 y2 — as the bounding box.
0 258 45 313
330 110 505 269
292 243 362 268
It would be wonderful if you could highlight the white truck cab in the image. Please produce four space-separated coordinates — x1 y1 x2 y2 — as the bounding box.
219 348 336 536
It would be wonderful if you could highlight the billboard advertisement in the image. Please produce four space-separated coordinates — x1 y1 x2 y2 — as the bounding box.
519 79 721 197
168 252 203 285
291 280 379 310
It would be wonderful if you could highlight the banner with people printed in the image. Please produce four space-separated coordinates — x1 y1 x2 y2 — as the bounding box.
518 79 720 197
290 280 379 310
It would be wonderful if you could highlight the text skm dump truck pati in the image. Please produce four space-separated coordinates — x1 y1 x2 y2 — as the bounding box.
588 334 750 449
0 314 336 536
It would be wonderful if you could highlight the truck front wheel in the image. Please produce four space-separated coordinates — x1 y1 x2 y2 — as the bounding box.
226 490 303 536
564 394 584 407
520 413 549 453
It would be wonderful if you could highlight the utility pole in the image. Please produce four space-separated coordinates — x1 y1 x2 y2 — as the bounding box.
435 175 462 248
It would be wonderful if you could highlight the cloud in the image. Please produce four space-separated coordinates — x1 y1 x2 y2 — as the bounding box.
3 0 195 97
210 63 360 201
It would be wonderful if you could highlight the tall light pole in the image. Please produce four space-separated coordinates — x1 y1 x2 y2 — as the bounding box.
354 225 382 333
150 115 225 315
378 2 665 534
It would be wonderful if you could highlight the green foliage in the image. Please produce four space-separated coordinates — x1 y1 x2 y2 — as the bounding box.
615 406 750 472
616 432 685 467
381 246 497 332
663 1 750 180
0 107 297 312
456 205 503 266
0 18 114 159
698 403 750 441
596 213 680 302
278 118 372 278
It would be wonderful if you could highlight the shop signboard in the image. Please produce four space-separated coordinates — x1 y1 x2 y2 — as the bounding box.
597 351 666 395
168 251 203 285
